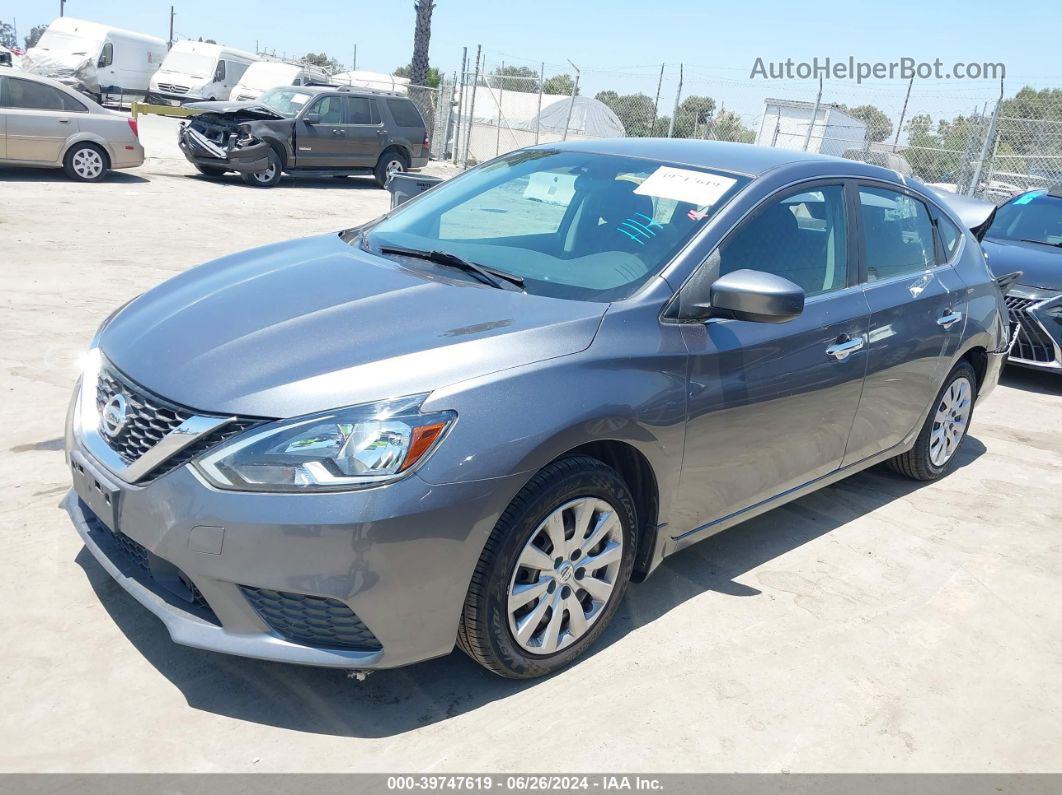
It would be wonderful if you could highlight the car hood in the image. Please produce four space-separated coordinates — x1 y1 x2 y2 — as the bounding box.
982 238 1062 291
183 99 287 119
99 233 607 418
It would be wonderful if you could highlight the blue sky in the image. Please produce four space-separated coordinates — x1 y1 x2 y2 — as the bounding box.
5 0 1060 130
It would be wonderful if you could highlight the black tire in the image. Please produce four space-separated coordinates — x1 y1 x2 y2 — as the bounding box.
887 360 978 481
195 165 228 177
373 149 408 188
240 149 282 188
457 456 637 679
62 142 109 182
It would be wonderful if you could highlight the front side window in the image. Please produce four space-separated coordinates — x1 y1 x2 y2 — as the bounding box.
859 187 936 281
363 150 750 301
2 77 84 112
310 95 344 124
98 42 113 67
213 60 226 82
984 191 1062 246
718 185 849 297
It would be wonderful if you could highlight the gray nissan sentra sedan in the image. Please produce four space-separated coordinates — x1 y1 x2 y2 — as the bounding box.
65 140 1009 679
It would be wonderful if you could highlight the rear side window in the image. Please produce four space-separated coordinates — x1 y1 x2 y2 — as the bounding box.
718 184 849 297
346 96 373 124
858 187 936 281
2 77 86 112
935 213 963 261
387 98 424 128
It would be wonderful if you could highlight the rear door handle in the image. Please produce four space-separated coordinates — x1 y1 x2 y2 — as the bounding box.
826 336 865 360
937 310 963 329
57 119 71 124
331 129 344 136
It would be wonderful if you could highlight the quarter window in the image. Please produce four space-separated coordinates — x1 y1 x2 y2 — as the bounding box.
935 213 963 261
858 187 936 280
718 185 849 297
387 98 424 128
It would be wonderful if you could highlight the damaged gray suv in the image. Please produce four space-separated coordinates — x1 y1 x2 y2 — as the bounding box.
177 84 429 187
66 140 1008 679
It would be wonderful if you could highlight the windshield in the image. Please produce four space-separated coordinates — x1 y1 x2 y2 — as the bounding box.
364 150 749 301
36 30 98 56
242 64 298 90
256 87 314 117
985 191 1062 246
160 50 217 79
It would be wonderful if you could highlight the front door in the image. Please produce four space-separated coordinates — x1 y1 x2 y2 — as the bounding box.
296 94 350 168
672 182 870 533
842 184 967 465
0 76 81 162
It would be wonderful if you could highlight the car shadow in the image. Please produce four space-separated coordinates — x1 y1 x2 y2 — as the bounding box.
189 174 383 190
999 365 1061 395
74 437 986 738
0 166 150 183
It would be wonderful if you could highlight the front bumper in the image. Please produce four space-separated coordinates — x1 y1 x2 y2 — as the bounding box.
65 430 523 670
177 125 272 174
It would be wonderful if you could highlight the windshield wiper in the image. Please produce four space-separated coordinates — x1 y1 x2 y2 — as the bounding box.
378 246 525 290
1020 238 1062 248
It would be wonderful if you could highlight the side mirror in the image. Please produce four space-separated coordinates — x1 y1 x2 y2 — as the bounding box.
679 269 805 324
303 112 321 124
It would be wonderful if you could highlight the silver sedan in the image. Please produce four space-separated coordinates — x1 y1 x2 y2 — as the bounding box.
0 70 144 181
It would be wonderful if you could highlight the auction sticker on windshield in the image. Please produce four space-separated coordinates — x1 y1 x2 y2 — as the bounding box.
634 166 737 207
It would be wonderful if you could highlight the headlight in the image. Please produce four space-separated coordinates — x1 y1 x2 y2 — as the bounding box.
194 395 455 493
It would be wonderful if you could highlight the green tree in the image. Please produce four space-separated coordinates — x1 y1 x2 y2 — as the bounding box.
394 64 441 88
303 52 342 74
409 0 435 87
24 23 47 50
836 103 893 143
709 109 755 143
999 86 1062 157
0 21 16 49
542 73 577 96
672 95 716 138
595 90 656 137
490 64 539 93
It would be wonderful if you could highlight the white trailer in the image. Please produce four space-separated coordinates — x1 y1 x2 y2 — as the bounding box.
22 17 167 103
756 98 868 157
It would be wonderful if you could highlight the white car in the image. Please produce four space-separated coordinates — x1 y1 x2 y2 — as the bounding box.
0 70 144 181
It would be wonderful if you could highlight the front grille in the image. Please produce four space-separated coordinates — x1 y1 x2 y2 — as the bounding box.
1005 295 1057 363
96 365 191 464
157 82 189 94
241 587 382 651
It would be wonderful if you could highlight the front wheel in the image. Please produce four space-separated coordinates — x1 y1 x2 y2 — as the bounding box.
887 360 977 481
457 456 637 679
240 149 282 188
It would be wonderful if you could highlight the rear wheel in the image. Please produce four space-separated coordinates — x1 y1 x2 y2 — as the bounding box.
457 456 636 679
887 360 977 481
373 149 408 188
63 143 109 182
240 149 282 188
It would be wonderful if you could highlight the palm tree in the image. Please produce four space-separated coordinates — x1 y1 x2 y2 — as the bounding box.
409 0 435 87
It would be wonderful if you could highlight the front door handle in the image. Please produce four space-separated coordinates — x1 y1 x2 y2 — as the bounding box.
937 310 963 329
826 335 865 360
331 129 344 136
57 119 71 124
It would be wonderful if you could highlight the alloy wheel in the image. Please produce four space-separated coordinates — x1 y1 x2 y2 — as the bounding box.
507 497 624 655
929 376 972 466
72 148 104 180
385 159 404 178
253 163 277 184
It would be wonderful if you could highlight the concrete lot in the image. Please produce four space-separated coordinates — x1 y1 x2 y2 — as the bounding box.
1 114 1061 773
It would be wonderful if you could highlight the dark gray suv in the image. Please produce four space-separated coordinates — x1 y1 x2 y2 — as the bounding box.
176 84 429 187
65 140 1008 679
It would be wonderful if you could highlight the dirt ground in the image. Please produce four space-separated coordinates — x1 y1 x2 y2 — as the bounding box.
1 114 1060 773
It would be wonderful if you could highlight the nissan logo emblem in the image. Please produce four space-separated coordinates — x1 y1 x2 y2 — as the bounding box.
101 393 128 438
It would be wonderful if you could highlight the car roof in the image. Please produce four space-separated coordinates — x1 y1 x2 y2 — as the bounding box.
534 137 895 179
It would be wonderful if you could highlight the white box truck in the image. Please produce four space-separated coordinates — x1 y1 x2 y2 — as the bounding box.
21 17 167 103
148 41 258 105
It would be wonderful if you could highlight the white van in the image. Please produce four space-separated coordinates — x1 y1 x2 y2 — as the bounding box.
228 61 331 102
149 41 258 105
21 17 167 103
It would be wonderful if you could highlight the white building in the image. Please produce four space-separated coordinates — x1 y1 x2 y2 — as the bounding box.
756 98 868 157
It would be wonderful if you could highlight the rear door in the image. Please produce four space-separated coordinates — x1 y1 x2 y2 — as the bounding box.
1 76 84 162
335 96 384 167
842 183 967 465
673 181 871 528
